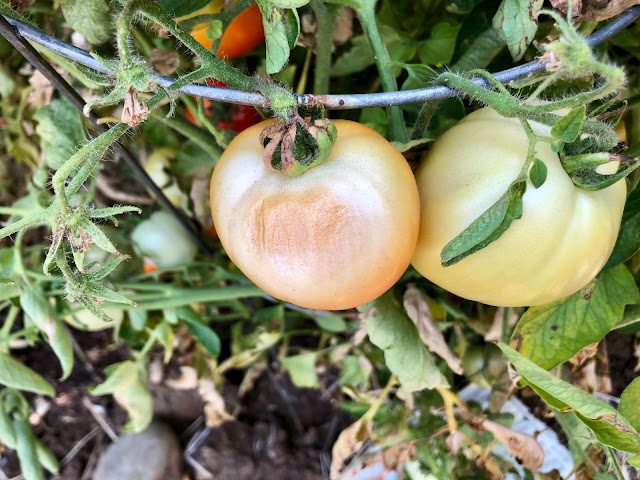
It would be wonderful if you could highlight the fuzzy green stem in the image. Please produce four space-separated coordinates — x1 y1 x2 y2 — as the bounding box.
310 0 335 95
103 285 264 311
354 0 407 143
136 0 258 92
439 72 618 149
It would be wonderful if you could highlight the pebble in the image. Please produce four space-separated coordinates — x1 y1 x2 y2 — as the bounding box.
93 420 182 480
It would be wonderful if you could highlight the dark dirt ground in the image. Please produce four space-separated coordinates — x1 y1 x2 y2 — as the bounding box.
0 329 353 479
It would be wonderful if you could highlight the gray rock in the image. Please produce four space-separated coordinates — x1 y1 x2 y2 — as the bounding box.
93 420 182 480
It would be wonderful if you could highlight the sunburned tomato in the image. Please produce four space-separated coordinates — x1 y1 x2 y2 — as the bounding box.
210 120 420 310
187 0 264 58
411 108 627 307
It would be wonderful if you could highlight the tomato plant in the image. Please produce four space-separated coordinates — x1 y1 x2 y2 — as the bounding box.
210 120 420 310
411 108 627 307
188 0 264 58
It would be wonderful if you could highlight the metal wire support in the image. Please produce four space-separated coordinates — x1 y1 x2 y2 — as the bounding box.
0 13 216 259
3 6 640 110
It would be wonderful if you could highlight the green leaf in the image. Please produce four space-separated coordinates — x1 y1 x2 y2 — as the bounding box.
605 186 640 269
0 65 16 98
332 26 414 77
570 159 640 191
14 418 45 480
257 1 299 74
0 275 13 285
0 354 54 396
441 176 526 266
313 315 349 333
33 98 86 170
498 343 640 452
159 0 211 17
60 0 113 45
529 158 547 188
492 0 542 61
359 291 448 392
452 28 505 72
551 106 586 143
339 356 369 388
629 454 640 468
419 20 461 66
511 264 639 370
91 361 152 432
281 352 319 388
553 410 597 465
619 377 640 433
177 307 221 356
20 288 75 380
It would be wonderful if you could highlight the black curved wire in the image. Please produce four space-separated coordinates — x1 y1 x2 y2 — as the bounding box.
3 5 640 109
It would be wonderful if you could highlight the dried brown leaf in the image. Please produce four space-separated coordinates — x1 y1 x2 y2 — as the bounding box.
122 87 149 127
198 379 233 427
551 0 640 21
485 307 519 343
483 419 545 470
403 285 463 375
330 420 370 480
165 366 198 390
150 49 180 76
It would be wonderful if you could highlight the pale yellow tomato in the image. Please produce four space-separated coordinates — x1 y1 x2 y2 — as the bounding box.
210 120 420 310
411 108 626 307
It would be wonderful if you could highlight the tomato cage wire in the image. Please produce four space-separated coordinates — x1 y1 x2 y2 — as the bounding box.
3 7 640 109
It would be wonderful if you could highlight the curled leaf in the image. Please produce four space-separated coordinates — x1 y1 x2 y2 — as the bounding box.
403 285 463 375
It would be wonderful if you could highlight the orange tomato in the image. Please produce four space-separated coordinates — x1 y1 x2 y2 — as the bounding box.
188 1 264 58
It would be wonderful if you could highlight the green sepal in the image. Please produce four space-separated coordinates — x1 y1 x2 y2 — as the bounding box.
551 106 586 143
561 152 610 176
570 158 640 191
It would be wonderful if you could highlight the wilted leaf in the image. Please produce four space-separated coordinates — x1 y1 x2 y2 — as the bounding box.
199 379 233 427
403 285 463 375
164 366 198 390
330 420 370 480
149 49 180 75
483 419 545 470
91 361 152 432
550 0 640 21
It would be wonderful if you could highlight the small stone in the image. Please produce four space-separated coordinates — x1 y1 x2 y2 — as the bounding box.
93 420 181 480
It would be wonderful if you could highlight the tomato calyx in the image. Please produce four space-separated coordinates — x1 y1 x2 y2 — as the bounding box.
562 152 640 191
259 107 337 177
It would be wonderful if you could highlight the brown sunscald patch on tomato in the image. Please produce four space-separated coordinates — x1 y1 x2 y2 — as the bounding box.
246 188 352 269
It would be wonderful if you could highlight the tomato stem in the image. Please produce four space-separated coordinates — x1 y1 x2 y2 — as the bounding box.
352 0 408 143
310 0 335 95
